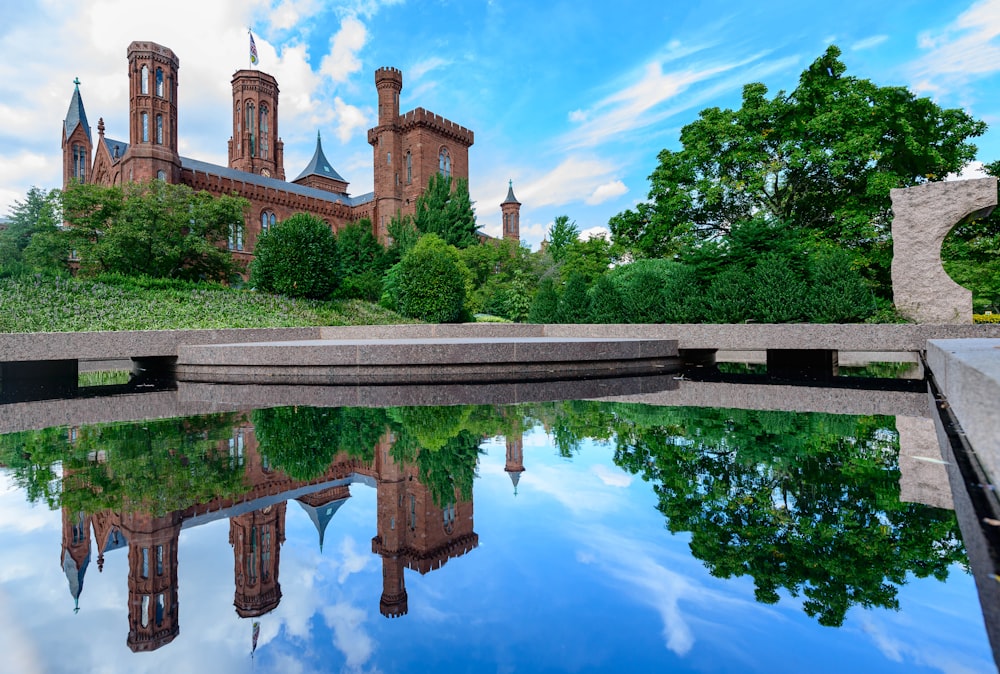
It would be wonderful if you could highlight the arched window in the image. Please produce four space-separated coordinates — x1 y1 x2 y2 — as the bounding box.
155 114 163 144
156 170 166 181
259 105 269 160
261 210 276 233
406 151 412 184
155 68 164 97
72 144 86 181
229 222 243 251
246 102 256 156
141 112 149 142
438 147 451 177
140 65 149 95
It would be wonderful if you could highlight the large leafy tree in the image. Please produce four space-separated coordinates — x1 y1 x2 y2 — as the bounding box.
0 186 62 272
413 173 478 248
610 45 986 292
61 180 246 281
547 215 579 263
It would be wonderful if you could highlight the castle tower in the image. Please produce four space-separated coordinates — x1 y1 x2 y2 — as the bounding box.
501 180 521 242
229 69 285 179
61 78 93 189
120 511 182 652
371 433 408 618
505 432 525 495
121 41 181 183
292 131 348 194
230 503 286 618
60 508 92 612
371 67 404 241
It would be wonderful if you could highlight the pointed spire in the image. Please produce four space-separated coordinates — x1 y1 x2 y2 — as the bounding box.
293 130 346 182
502 179 520 205
295 497 348 552
64 78 92 142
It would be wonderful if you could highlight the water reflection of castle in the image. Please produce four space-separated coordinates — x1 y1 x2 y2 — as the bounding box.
59 421 526 652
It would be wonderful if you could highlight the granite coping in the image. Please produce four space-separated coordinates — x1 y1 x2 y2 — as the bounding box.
926 338 1000 487
4 323 1000 364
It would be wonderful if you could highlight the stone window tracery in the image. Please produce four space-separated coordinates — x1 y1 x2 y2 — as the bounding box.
439 147 451 177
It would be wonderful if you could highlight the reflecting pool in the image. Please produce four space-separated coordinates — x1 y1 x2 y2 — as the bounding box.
0 399 993 673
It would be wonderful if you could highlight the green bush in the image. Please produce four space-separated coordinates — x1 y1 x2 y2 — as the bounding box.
556 273 592 323
751 252 809 322
807 248 875 322
527 277 559 324
390 234 469 323
250 213 340 300
588 274 624 323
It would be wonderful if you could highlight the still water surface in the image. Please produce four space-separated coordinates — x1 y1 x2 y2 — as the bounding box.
0 400 992 673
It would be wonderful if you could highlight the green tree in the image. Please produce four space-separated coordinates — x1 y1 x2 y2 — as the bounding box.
61 180 245 281
556 273 591 323
547 215 579 263
611 45 985 295
390 233 469 322
250 212 340 299
0 187 62 272
527 277 559 323
413 173 478 248
337 218 387 301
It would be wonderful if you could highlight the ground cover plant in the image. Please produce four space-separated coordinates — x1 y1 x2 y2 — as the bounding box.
0 274 410 332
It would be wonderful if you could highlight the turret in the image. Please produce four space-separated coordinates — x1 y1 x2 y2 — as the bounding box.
121 41 181 183
375 67 402 126
501 180 521 241
62 78 93 188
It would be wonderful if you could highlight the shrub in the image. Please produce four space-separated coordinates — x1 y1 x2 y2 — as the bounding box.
588 273 625 323
391 234 469 323
250 213 340 300
750 252 809 322
527 278 559 323
556 273 592 323
807 248 876 322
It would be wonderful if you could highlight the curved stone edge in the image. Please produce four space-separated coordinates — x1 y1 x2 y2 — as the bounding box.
891 177 997 324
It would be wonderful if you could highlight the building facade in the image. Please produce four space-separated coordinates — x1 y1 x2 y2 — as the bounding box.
61 40 521 266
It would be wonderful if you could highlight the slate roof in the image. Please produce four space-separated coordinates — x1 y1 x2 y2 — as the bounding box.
502 180 520 205
64 80 92 142
104 137 129 162
181 156 373 207
293 131 347 183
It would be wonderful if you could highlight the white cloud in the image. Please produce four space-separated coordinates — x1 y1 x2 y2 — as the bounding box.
332 97 371 143
320 16 368 83
270 0 321 31
592 464 632 487
336 536 372 583
322 602 375 669
410 56 451 81
568 109 588 123
585 179 628 205
517 156 621 208
580 226 611 242
851 34 889 51
910 0 1000 93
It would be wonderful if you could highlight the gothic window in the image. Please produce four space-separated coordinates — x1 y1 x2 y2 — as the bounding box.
438 147 451 177
141 595 150 627
229 222 244 251
387 151 391 165
155 68 163 97
406 151 412 184
246 102 256 157
140 65 149 95
141 112 149 142
261 210 276 234
141 547 149 579
156 170 166 181
259 105 269 160
155 114 163 144
72 144 86 181
155 594 165 627
156 545 164 576
247 526 258 585
443 501 456 533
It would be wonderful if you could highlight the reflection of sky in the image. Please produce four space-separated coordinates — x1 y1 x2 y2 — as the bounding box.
0 426 994 674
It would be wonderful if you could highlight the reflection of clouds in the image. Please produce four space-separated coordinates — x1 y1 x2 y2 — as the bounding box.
591 464 632 488
0 474 57 535
0 586 44 674
859 614 991 674
575 526 768 657
323 603 374 670
336 536 372 584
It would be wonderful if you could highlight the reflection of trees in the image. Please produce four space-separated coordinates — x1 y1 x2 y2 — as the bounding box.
529 401 965 627
252 406 388 480
0 414 245 515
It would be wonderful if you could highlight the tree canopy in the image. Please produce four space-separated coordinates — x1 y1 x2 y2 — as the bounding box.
609 45 986 294
413 173 478 248
60 180 247 281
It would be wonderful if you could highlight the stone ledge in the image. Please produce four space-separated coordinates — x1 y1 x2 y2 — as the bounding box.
926 339 1000 486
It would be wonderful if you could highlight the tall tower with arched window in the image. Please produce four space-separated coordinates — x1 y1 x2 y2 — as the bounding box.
501 180 521 241
61 78 93 189
228 70 285 179
121 41 181 183
367 67 474 243
230 504 286 618
119 511 182 652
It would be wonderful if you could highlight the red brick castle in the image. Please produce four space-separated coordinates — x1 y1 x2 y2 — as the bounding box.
61 41 520 265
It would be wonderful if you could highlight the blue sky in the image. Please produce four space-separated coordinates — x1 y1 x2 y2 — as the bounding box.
2 0 1000 249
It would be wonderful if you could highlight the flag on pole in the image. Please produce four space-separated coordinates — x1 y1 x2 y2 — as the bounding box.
251 620 260 656
249 31 259 66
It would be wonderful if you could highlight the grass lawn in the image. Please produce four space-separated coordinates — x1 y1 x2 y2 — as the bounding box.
0 274 413 332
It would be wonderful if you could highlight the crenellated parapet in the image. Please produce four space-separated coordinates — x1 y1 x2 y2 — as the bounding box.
397 107 474 146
